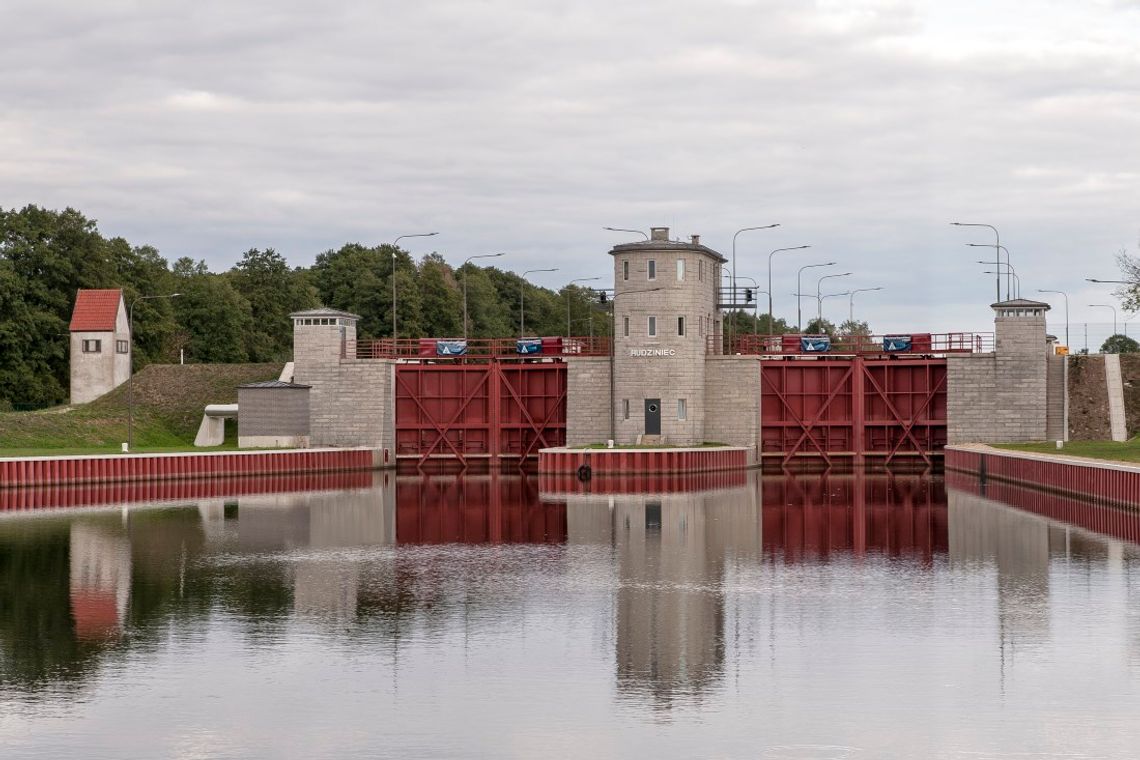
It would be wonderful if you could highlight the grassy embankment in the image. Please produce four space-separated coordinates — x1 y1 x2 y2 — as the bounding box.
994 440 1140 464
0 363 280 457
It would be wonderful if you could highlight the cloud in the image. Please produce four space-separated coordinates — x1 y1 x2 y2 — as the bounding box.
0 0 1137 333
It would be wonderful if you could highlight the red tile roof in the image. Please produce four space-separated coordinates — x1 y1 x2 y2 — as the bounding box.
69 289 124 332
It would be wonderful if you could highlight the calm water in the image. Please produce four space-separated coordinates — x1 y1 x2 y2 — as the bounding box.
3 469 1140 759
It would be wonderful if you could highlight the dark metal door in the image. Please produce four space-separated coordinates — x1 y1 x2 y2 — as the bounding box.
644 398 661 435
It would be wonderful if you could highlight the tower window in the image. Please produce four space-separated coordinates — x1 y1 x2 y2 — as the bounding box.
623 316 629 337
82 339 101 354
678 316 685 336
623 399 630 420
623 260 629 281
677 259 685 281
648 316 657 337
116 340 128 354
677 399 687 420
648 260 656 280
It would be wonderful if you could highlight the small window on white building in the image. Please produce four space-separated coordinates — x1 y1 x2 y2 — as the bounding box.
677 399 687 420
116 340 128 354
82 339 101 354
623 260 629 281
648 316 657 337
623 316 629 337
677 259 685 281
623 399 630 419
678 316 685 336
648 260 656 280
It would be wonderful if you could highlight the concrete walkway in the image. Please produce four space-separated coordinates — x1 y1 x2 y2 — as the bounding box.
1105 354 1128 442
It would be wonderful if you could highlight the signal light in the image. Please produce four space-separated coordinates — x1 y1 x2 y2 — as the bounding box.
745 288 753 302
598 291 608 303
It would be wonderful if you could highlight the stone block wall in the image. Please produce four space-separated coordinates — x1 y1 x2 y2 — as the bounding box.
946 352 1047 443
705 356 761 454
301 361 394 449
565 357 611 446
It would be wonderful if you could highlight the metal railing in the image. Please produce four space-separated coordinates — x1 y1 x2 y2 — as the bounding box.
709 332 995 356
345 336 612 360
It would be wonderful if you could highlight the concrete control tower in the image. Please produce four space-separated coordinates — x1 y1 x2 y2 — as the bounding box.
610 227 724 445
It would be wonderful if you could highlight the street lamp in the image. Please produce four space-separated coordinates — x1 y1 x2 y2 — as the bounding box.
816 271 852 325
391 232 439 341
610 287 663 440
980 270 1026 300
1090 303 1118 336
848 287 883 323
820 291 851 325
728 275 768 335
1087 278 1131 284
520 268 559 335
952 222 1001 301
462 252 505 339
567 277 601 337
732 224 779 343
967 242 1013 300
796 262 836 332
767 245 810 336
603 226 649 241
1036 289 1070 347
128 293 181 451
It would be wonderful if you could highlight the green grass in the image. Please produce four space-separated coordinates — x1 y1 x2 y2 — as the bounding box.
995 439 1140 463
0 363 280 456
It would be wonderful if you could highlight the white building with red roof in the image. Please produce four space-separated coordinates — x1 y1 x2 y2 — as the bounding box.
69 289 130 404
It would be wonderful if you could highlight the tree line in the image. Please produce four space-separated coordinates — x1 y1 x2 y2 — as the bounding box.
0 204 879 408
0 205 610 407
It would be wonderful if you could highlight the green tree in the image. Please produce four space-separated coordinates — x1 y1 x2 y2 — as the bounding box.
838 319 872 336
172 258 254 362
805 317 837 337
229 248 318 361
1100 334 1139 354
417 254 461 337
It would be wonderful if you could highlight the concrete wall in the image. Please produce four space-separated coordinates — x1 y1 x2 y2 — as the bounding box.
705 356 761 454
946 313 1049 444
565 356 611 446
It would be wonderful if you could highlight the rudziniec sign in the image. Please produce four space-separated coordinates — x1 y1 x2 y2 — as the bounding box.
629 348 677 357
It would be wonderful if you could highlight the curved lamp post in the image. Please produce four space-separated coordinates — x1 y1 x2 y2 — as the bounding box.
1036 289 1069 347
732 224 779 343
816 272 852 325
952 222 1001 301
567 277 601 337
391 232 439 341
968 243 1013 298
462 252 505 339
520 268 558 335
820 291 851 325
603 226 649 241
128 293 181 451
1090 303 1118 336
981 269 1020 299
796 262 836 332
767 245 810 335
848 286 883 323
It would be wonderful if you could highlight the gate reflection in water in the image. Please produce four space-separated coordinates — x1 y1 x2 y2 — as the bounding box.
3 470 1140 758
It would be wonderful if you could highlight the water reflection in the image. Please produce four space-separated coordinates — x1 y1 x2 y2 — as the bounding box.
3 469 1140 757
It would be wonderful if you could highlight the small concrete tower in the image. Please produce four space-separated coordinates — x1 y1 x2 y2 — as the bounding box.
992 298 1051 357
610 227 724 445
290 307 360 381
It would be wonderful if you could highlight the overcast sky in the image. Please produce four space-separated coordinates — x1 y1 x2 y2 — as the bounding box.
3 0 1138 336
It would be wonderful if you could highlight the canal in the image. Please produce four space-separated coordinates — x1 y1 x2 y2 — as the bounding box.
2 469 1140 759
